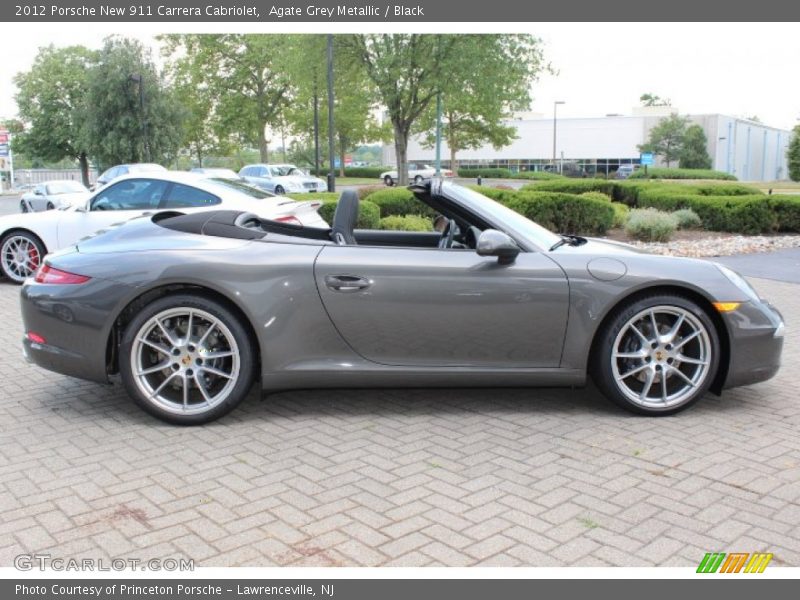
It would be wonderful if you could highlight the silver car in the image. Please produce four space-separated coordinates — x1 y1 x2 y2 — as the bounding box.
20 180 783 425
20 180 90 212
239 163 327 194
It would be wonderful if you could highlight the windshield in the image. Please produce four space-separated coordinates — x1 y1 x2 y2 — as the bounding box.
204 178 277 199
47 181 87 194
452 185 561 250
271 165 306 177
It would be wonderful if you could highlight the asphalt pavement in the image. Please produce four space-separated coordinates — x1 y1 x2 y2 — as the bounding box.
711 249 800 284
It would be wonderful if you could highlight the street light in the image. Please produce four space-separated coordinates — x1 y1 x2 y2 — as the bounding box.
128 74 150 162
552 101 565 173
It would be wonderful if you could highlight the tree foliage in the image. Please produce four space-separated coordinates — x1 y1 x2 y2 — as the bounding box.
788 125 800 182
678 124 712 169
83 36 183 168
13 45 96 185
416 35 546 168
639 113 689 168
639 93 671 107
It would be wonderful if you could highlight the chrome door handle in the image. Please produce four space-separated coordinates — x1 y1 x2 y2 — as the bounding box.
325 275 371 292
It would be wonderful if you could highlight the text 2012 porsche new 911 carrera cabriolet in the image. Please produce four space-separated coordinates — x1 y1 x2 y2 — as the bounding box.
20 180 784 424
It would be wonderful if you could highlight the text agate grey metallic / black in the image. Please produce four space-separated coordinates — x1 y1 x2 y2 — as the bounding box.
20 180 784 424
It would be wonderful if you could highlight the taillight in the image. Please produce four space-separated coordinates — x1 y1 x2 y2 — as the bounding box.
27 332 47 344
275 215 302 226
34 264 91 285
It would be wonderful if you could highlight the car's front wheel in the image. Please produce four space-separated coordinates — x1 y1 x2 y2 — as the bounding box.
383 175 394 186
0 230 46 283
119 295 256 425
20 201 29 213
414 175 423 184
274 185 285 195
592 294 719 415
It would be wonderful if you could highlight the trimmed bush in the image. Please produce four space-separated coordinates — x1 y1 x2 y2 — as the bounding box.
522 179 617 195
357 185 386 200
379 215 434 232
628 167 737 181
466 185 516 205
457 168 513 179
580 191 612 202
672 208 702 229
365 188 435 218
514 171 566 180
611 203 630 228
286 192 341 203
310 166 391 178
767 195 800 232
625 208 678 242
506 192 615 235
317 199 380 229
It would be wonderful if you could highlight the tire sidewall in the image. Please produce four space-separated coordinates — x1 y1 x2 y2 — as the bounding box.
593 294 720 416
119 294 256 425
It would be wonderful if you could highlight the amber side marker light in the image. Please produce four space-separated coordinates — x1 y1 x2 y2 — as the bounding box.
713 302 741 313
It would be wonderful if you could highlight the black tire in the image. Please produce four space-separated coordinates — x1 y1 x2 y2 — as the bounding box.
591 294 720 416
414 175 423 184
119 294 256 425
46 202 55 210
383 175 394 187
0 230 46 284
274 185 285 195
20 201 29 213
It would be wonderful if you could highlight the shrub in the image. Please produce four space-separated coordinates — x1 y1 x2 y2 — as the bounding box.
286 192 341 203
365 188 434 217
580 191 612 202
467 185 516 205
522 179 616 195
506 191 615 235
379 215 434 232
610 203 630 228
514 171 565 180
628 167 736 181
625 208 678 242
457 168 512 179
672 208 702 229
767 195 800 232
357 185 386 200
317 199 380 229
310 166 390 178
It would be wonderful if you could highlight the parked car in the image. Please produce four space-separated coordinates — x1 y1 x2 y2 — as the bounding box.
380 163 454 186
20 180 783 424
20 180 90 212
0 171 325 283
615 164 639 179
190 168 242 180
94 163 167 190
239 164 327 194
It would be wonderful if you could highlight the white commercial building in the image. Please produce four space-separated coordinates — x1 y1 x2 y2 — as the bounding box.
383 109 793 181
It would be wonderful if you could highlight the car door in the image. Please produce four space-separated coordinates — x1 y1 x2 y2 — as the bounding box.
56 178 170 247
314 245 569 368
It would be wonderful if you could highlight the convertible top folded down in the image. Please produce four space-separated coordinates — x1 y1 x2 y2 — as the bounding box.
153 210 332 241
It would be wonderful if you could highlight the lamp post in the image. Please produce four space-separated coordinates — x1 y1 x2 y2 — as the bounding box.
552 100 565 172
128 74 149 162
326 35 335 193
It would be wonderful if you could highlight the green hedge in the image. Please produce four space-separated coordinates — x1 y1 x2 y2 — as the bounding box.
310 166 391 178
506 191 615 235
629 167 737 181
286 192 341 203
366 188 435 217
457 168 513 179
379 215 434 231
522 179 617 196
514 171 566 180
317 199 381 229
768 195 800 232
466 185 517 205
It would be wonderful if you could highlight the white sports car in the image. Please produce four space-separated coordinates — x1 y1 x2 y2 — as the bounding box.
380 162 454 186
0 171 326 283
20 180 90 212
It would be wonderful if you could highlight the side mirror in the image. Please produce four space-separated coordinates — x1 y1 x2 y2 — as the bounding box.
476 229 520 265
76 198 91 213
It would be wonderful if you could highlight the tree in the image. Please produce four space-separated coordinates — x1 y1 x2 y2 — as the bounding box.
788 125 800 182
13 45 96 186
416 35 545 168
83 36 183 168
640 93 671 107
678 124 712 169
161 34 296 162
639 113 689 167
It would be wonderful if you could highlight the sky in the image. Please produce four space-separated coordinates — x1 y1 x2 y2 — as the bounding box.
1 22 798 131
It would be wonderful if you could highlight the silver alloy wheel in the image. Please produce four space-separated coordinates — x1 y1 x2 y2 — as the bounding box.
130 307 241 416
1 234 42 282
611 305 712 409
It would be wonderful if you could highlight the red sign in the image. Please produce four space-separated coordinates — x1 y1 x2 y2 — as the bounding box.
0 134 8 143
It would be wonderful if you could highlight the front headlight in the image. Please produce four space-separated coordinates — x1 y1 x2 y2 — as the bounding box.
715 263 760 302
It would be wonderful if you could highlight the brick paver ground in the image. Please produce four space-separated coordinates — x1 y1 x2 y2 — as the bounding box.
0 277 798 567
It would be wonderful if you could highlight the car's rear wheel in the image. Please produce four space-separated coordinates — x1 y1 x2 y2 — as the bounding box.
414 175 423 184
383 175 394 186
274 185 285 195
46 202 55 210
20 201 29 213
119 295 255 425
592 294 719 415
0 231 46 283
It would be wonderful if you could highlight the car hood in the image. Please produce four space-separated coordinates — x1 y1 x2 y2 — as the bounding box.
558 237 646 255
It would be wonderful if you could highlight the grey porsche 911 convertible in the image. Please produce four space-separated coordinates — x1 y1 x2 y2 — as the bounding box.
20 180 784 424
